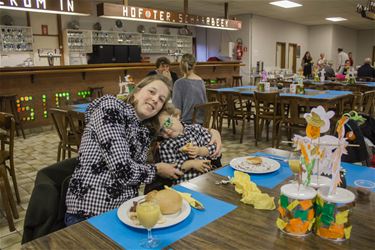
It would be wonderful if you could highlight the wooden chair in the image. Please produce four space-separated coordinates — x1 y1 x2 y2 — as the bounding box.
0 94 25 139
362 90 375 116
216 77 227 86
254 91 282 147
67 110 86 147
221 91 249 143
88 87 104 99
203 78 211 86
0 112 20 204
278 99 308 144
192 101 221 130
206 89 219 102
232 75 243 87
50 108 79 162
0 163 19 232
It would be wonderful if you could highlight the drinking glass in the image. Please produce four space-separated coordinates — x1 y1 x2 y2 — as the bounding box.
136 200 161 248
288 151 301 184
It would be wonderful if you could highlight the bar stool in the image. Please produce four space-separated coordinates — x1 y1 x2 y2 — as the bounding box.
232 75 243 87
0 94 26 139
216 77 227 85
88 87 104 99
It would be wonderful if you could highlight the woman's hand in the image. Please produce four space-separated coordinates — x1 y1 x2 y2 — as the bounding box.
156 162 183 179
209 129 222 158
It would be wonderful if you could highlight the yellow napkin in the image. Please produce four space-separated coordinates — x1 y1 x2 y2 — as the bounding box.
165 186 204 210
230 171 276 210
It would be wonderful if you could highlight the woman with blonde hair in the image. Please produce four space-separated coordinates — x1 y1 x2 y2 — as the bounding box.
172 53 207 124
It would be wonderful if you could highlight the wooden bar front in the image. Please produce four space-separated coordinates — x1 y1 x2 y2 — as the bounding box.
0 62 242 128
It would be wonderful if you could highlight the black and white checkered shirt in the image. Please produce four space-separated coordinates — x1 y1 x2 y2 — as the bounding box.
66 95 156 217
159 123 216 184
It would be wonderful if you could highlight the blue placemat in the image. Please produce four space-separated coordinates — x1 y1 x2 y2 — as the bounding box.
70 103 90 113
88 186 236 249
214 152 293 189
341 162 375 192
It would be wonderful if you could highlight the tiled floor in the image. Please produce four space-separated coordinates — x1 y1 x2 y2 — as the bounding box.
0 120 284 249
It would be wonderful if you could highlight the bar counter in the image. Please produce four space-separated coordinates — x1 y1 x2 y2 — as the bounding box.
0 61 243 128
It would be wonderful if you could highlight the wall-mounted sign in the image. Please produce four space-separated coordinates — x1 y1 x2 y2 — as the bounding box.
97 3 242 31
0 0 90 16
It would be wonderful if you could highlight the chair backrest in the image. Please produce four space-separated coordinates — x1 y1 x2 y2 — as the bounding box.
228 91 248 117
50 108 69 143
206 89 219 102
22 158 79 244
0 112 15 158
362 90 375 116
254 91 280 119
192 101 221 129
67 110 86 147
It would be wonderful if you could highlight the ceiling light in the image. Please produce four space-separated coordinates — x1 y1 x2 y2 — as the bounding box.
269 1 302 8
325 17 347 22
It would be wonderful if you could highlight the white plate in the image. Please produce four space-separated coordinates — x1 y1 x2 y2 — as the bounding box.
117 195 191 229
230 156 280 174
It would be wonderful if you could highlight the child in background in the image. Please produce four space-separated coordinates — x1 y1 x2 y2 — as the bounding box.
156 104 222 184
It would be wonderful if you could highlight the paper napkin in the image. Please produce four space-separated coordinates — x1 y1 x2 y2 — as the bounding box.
231 171 276 210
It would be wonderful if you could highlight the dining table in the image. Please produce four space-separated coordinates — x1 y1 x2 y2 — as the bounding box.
21 149 375 250
280 79 375 92
208 86 352 126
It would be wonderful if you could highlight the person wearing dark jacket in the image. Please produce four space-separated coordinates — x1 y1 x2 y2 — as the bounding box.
357 58 375 78
147 57 179 84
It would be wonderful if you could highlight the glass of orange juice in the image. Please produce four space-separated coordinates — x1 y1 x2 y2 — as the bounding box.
136 200 161 248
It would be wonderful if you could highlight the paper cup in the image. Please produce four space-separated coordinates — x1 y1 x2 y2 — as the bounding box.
276 183 317 237
264 82 270 91
315 186 355 241
290 84 297 94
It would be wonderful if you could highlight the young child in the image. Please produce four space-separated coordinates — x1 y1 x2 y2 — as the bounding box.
156 104 221 184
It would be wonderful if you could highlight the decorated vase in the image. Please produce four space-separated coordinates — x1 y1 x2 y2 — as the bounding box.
315 186 355 241
276 183 317 237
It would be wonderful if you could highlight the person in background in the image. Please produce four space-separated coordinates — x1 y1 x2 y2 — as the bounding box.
156 104 222 184
64 75 184 226
320 60 336 80
357 58 375 79
147 57 179 84
343 59 352 75
337 48 349 74
317 53 326 70
348 52 354 67
172 53 207 124
301 51 313 78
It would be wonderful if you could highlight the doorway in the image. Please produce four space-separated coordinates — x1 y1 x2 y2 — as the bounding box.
276 42 286 69
288 43 297 73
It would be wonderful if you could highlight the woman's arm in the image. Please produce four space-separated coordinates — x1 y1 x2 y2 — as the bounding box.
208 129 222 158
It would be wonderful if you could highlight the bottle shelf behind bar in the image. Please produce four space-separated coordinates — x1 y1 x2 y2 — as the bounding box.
0 25 33 53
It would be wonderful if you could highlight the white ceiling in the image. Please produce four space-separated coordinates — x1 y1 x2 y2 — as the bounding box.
102 0 375 30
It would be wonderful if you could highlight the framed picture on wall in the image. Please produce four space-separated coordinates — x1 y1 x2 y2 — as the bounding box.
296 45 301 58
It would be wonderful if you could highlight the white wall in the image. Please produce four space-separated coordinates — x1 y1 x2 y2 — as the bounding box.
195 27 207 62
357 30 375 67
308 25 333 65
230 14 252 83
251 15 309 71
